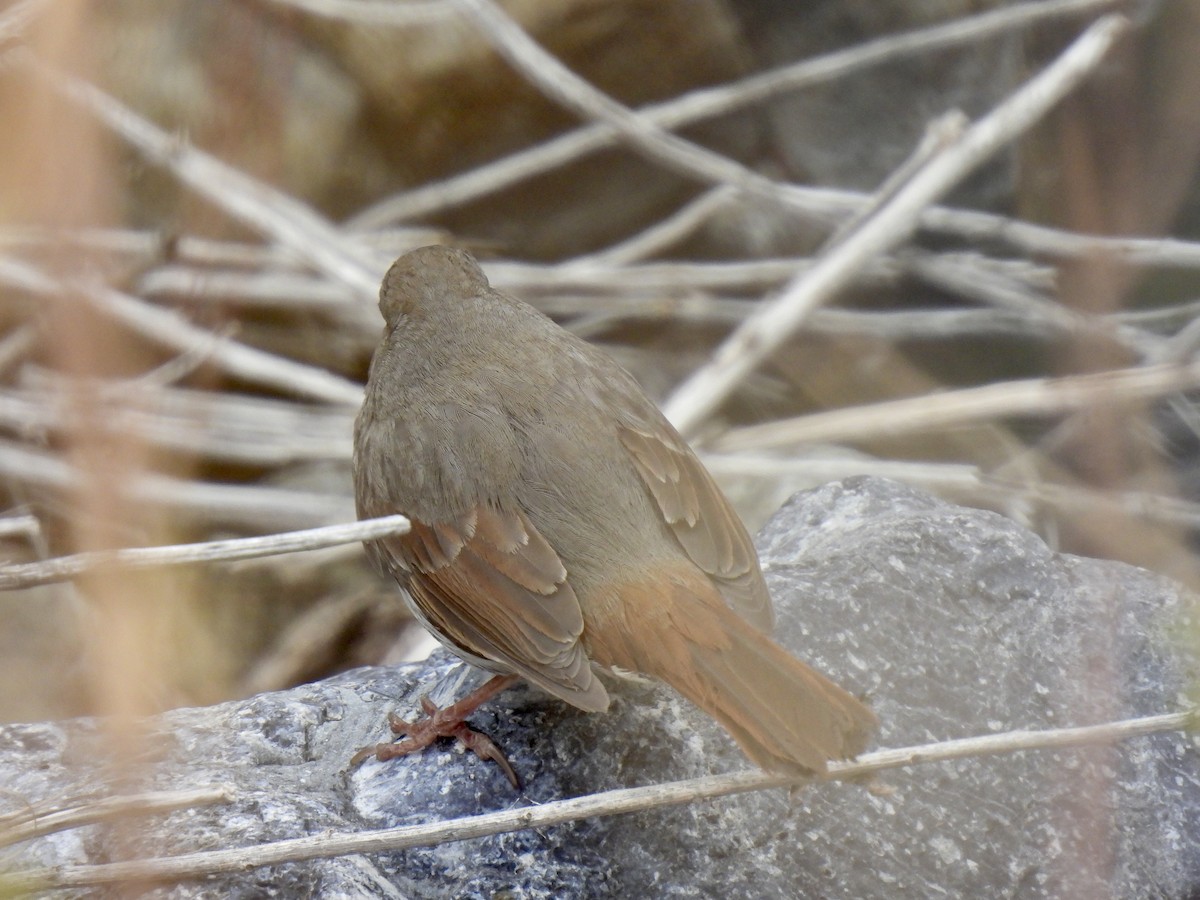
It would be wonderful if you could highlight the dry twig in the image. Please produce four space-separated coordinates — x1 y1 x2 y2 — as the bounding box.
349 0 1120 227
662 14 1131 436
715 357 1200 452
8 709 1194 891
17 49 384 299
0 437 354 532
0 515 408 590
0 786 234 850
0 255 365 406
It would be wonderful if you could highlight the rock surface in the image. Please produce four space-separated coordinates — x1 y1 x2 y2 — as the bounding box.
2 477 1198 897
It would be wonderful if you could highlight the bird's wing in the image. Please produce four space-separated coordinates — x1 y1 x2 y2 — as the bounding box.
367 502 609 712
617 424 774 632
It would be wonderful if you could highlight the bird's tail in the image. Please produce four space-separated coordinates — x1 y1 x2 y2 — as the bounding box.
591 572 877 774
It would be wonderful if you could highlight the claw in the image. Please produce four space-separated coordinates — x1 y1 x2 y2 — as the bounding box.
448 721 521 789
349 673 521 787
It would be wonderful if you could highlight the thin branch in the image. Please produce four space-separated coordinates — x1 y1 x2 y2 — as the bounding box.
0 287 1098 476
0 225 440 270
921 206 1200 269
492 257 815 292
980 473 1200 531
0 786 235 850
1115 298 1200 328
86 251 1084 344
451 0 798 213
703 452 1200 532
16 49 384 299
0 0 47 43
751 186 1200 273
1 375 355 466
86 283 364 406
123 248 1082 343
0 323 35 377
1148 313 1200 364
0 437 354 532
261 0 458 25
129 474 356 533
0 255 365 406
800 307 1068 341
348 0 1119 227
662 15 1131 436
0 512 39 540
137 266 367 318
569 185 738 266
715 357 1200 452
902 250 1161 358
701 453 986 490
548 298 1062 340
0 515 406 590
10 709 1194 891
822 111 968 250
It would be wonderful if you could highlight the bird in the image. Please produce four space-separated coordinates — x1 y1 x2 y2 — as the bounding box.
351 245 877 786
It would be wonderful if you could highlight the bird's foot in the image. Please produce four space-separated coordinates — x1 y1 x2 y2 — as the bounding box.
350 673 521 788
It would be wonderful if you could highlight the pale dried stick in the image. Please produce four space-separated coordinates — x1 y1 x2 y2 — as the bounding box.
0 0 47 42
545 297 1057 340
133 248 1048 306
371 2 1200 282
1 375 355 465
488 257 809 292
90 283 364 404
0 512 39 539
0 786 234 850
0 515 408 590
662 15 1130 436
451 0 801 212
16 49 383 298
0 255 364 405
10 709 1194 891
703 452 1200 532
569 185 738 266
921 206 1200 268
702 453 987 494
130 475 356 532
902 250 1161 357
0 437 354 532
561 299 1074 345
800 307 1062 341
0 225 438 270
125 254 1074 344
1117 299 1200 328
262 0 457 25
822 111 969 250
0 298 1078 474
138 266 365 315
715 357 1200 452
349 0 1118 227
178 256 814 297
979 474 1200 531
130 249 1074 340
0 323 34 377
1150 315 1200 364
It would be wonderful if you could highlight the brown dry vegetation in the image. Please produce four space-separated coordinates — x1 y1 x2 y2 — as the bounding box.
0 0 1198 740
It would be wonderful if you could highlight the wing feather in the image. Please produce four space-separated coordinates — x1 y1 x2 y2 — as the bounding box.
618 425 773 631
368 502 608 712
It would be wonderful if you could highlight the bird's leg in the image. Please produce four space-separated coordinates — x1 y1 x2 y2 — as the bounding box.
350 673 521 787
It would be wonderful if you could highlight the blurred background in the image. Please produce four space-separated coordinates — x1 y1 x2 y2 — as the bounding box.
0 0 1198 729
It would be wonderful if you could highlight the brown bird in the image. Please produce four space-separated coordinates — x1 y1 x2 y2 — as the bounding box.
352 245 876 785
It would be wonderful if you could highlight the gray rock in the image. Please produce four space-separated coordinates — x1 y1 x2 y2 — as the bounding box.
731 0 1021 206
2 477 1197 897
